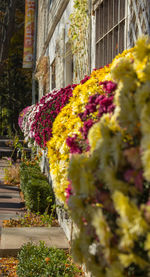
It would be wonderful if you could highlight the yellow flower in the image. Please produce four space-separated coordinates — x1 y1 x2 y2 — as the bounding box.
135 81 150 114
88 121 101 152
92 209 112 248
106 262 124 277
134 36 150 62
144 233 150 256
113 191 148 250
119 253 149 269
47 66 112 202
111 57 136 84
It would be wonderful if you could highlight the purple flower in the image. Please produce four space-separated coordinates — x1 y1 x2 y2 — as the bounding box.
80 75 91 84
31 84 77 148
66 135 82 154
80 119 94 139
100 81 117 93
124 169 143 192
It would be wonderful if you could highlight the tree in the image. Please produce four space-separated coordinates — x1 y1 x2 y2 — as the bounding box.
0 0 32 136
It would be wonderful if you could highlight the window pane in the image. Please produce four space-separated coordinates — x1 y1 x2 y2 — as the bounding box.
104 36 107 65
96 40 104 68
108 32 112 64
95 0 125 68
120 0 125 20
104 0 108 33
114 0 119 25
108 0 113 29
100 3 104 37
113 26 118 57
119 22 125 53
96 6 100 41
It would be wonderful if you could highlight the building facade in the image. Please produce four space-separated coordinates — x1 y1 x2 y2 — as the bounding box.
35 0 150 99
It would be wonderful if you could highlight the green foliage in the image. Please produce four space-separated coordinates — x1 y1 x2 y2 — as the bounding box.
68 0 89 82
20 162 47 194
17 241 81 277
20 161 54 213
0 3 32 136
24 178 52 213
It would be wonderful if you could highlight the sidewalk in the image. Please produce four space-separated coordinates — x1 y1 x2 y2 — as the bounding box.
0 158 69 256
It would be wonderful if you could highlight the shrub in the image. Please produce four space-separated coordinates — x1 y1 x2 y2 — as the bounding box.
24 178 52 213
17 241 81 277
20 161 47 189
20 167 47 194
20 161 53 213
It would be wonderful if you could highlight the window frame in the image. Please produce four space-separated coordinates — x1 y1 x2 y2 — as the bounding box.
94 0 127 68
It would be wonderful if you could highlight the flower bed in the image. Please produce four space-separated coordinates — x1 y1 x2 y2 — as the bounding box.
19 104 38 147
47 49 133 203
67 37 150 277
31 85 76 148
19 85 77 149
3 211 59 227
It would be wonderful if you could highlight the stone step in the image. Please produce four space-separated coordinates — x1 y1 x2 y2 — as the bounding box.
0 213 24 221
0 148 13 152
0 138 31 160
0 227 69 257
0 139 23 148
0 182 25 228
0 148 13 159
0 193 20 199
0 139 13 148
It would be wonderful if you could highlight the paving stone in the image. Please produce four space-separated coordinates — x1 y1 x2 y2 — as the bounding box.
0 227 69 256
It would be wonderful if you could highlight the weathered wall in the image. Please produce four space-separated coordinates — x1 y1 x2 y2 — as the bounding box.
36 0 74 92
127 0 150 48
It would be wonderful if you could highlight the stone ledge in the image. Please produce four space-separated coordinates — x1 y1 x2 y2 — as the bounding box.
0 227 69 257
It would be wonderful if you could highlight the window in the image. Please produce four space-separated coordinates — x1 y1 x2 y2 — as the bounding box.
65 43 73 86
95 0 126 68
51 60 56 89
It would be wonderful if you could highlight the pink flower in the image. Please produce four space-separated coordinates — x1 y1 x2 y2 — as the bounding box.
65 182 73 203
